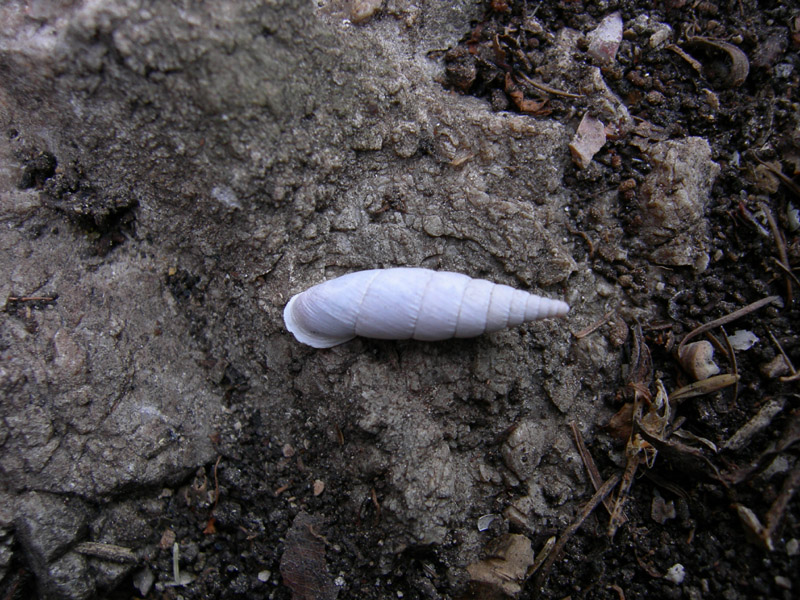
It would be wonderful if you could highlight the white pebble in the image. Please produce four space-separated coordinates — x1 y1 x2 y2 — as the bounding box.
665 563 686 585
728 329 759 350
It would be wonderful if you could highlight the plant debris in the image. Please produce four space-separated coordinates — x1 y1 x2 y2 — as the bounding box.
280 512 339 600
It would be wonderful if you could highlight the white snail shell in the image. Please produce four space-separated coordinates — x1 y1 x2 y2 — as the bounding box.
283 268 570 348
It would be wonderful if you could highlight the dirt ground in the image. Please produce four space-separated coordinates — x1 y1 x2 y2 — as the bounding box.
2 1 799 599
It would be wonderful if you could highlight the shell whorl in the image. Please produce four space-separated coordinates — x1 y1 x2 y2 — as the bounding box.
283 268 569 348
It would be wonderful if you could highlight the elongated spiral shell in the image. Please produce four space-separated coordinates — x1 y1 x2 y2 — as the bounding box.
283 268 569 348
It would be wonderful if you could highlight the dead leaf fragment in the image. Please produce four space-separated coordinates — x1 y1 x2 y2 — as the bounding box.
669 373 739 402
651 494 676 524
280 512 338 600
684 37 750 88
504 74 551 115
606 402 635 442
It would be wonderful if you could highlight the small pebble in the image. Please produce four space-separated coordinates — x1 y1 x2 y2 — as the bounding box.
665 563 686 585
569 114 606 168
649 25 673 49
587 13 623 64
477 514 499 531
775 63 794 78
351 0 382 23
760 354 791 378
133 567 155 596
728 330 759 350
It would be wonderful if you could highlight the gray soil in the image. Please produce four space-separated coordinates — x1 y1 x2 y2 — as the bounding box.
0 1 798 599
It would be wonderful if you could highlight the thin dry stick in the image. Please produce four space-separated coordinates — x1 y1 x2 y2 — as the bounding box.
771 257 800 288
570 421 617 518
516 72 584 98
759 202 792 304
203 455 223 535
533 472 621 592
608 450 640 538
666 44 703 74
704 331 730 362
720 327 739 404
755 156 800 197
74 542 139 564
767 328 797 375
678 296 781 355
574 310 615 339
6 296 57 302
765 466 800 544
371 487 382 526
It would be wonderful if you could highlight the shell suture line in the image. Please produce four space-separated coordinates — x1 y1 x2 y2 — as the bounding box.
353 270 382 335
453 281 470 338
411 270 436 338
483 284 496 334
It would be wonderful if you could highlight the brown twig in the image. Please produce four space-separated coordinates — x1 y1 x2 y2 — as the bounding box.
754 156 800 197
608 444 641 538
625 325 654 404
74 542 139 564
765 466 800 543
7 296 57 302
203 456 222 535
758 202 792 304
771 258 800 289
533 472 621 591
573 310 615 339
723 410 800 484
677 296 782 356
666 44 703 74
567 224 596 258
720 327 739 404
722 397 787 452
371 487 381 526
767 328 797 376
609 583 626 600
570 422 617 518
669 374 739 402
516 72 584 98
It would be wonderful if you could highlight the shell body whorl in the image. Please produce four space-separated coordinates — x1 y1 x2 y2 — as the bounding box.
283 268 569 348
